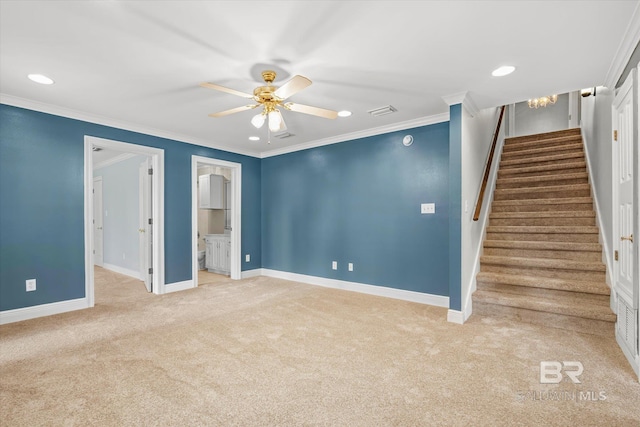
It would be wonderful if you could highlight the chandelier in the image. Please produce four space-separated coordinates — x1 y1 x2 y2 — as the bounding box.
528 95 558 109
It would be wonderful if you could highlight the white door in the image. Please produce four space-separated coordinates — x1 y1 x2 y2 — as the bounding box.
139 159 153 292
93 177 104 267
612 68 639 379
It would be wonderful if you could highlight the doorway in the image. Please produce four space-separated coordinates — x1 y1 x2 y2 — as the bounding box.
191 156 242 285
84 136 165 307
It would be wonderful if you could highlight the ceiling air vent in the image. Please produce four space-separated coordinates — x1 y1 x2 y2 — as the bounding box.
367 105 397 117
274 132 294 139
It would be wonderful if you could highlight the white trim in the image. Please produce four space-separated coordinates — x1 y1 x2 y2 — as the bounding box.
259 113 449 158
616 328 640 378
94 152 137 170
447 309 465 325
0 298 89 325
102 263 142 280
164 280 195 294
2 94 450 160
241 268 264 279
463 115 506 323
605 2 640 89
581 128 614 289
442 92 468 107
260 269 449 308
85 136 165 302
191 156 242 287
0 94 260 158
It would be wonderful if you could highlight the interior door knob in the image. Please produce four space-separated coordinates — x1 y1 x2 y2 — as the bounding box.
620 234 633 243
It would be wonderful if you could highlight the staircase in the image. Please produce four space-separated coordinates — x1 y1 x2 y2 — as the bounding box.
473 128 616 336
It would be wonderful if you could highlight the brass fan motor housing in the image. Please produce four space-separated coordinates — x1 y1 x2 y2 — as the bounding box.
253 85 280 104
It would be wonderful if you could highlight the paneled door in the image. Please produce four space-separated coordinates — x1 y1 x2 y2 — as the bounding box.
139 158 153 293
612 67 639 380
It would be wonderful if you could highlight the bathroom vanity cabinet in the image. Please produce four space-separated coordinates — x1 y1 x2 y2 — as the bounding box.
205 234 230 275
199 174 225 209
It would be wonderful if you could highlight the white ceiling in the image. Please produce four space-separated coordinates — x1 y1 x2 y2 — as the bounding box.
1 1 638 157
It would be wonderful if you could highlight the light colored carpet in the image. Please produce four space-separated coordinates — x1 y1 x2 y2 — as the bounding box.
1 267 639 426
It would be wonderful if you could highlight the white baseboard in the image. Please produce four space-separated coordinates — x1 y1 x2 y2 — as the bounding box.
103 263 143 280
0 298 89 325
164 280 194 294
447 310 464 324
241 268 264 279
260 269 449 308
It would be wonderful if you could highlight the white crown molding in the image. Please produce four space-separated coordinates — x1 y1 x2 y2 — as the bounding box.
0 94 262 158
93 152 137 170
259 113 450 158
605 2 640 89
441 91 480 117
2 93 450 160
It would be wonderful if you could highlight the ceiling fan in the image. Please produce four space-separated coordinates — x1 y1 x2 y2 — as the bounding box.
200 70 338 133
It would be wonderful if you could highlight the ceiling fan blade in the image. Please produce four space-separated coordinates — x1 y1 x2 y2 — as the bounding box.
274 75 312 100
285 102 338 119
200 82 255 99
208 104 258 118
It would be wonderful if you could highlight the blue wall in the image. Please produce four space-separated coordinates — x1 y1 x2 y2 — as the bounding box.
262 123 450 296
0 104 261 311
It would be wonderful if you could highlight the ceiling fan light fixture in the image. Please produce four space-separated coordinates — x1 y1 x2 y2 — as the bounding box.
251 113 266 129
268 110 283 132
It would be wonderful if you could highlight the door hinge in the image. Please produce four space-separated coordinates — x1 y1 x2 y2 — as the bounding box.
148 218 153 225
614 250 619 261
148 268 153 274
614 130 618 141
148 168 153 175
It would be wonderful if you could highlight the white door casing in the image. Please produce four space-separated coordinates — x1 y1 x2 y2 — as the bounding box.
93 177 104 267
612 67 639 380
192 156 242 286
139 159 152 292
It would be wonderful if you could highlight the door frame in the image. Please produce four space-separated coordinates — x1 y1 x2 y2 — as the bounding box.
191 155 242 284
93 176 104 267
84 136 165 307
138 158 152 292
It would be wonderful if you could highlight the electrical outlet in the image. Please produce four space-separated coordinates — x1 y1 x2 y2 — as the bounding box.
26 279 36 292
348 263 354 272
245 254 250 263
332 261 338 270
421 203 435 214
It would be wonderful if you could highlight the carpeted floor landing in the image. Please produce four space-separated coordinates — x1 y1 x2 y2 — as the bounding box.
1 267 639 426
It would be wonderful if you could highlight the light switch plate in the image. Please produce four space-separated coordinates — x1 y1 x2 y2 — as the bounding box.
245 254 250 263
421 203 435 214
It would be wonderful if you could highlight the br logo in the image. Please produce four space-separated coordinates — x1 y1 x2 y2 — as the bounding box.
540 361 584 384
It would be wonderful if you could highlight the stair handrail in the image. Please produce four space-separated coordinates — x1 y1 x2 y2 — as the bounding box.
473 105 506 221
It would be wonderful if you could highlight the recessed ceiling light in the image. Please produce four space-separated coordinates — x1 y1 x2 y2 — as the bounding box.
248 136 260 141
492 66 515 77
338 110 352 117
27 74 54 85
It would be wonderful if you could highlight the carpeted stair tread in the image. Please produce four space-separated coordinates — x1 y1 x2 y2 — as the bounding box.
490 211 594 219
486 225 599 234
494 183 590 198
498 161 587 177
476 271 610 295
473 289 615 322
483 239 600 251
496 172 588 188
501 142 583 159
505 128 581 144
500 151 584 167
480 255 605 272
502 135 583 152
492 197 593 207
